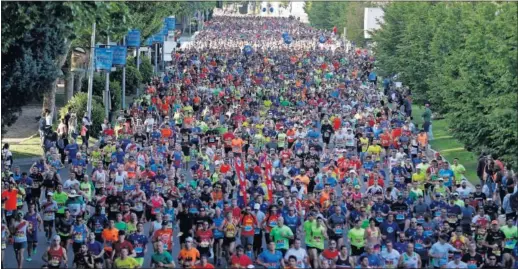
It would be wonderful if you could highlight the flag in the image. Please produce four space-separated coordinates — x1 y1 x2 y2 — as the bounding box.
234 156 248 205
264 158 274 203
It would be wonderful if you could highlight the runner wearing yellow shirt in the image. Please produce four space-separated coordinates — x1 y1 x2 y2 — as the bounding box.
451 158 466 187
114 247 140 269
412 167 426 191
366 140 383 161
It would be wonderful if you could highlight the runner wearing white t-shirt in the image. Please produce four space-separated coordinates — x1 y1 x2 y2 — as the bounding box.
284 239 309 269
381 241 400 269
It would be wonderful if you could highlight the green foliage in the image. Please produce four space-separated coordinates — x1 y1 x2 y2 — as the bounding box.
128 55 154 84
1 2 74 130
111 65 142 95
372 2 518 168
60 92 104 137
304 2 371 45
81 72 122 111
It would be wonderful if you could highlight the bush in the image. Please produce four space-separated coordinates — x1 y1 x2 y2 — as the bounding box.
60 92 105 137
138 55 154 84
82 73 122 111
111 65 142 95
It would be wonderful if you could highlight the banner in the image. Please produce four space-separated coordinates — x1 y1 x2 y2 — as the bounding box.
127 30 141 48
153 34 164 43
264 158 273 203
234 156 248 205
165 17 176 31
160 26 168 37
95 47 113 71
112 46 127 66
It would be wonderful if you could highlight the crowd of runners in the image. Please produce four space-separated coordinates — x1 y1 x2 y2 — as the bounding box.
2 15 518 269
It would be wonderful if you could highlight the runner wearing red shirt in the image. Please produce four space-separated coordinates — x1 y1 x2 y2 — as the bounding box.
222 131 235 154
230 245 253 268
195 221 214 258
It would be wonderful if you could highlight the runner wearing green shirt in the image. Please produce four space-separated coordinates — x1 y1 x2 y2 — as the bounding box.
501 218 518 252
347 219 366 258
150 242 175 268
269 217 293 255
53 186 69 218
451 158 466 186
303 214 316 252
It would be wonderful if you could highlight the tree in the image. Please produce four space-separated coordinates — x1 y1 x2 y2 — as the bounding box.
304 2 371 45
371 2 518 167
1 2 74 130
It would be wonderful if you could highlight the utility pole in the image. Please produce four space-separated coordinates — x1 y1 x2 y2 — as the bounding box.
154 43 158 74
104 34 110 119
86 22 96 120
122 36 126 109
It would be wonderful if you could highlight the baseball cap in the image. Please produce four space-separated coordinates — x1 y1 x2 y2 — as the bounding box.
354 185 361 189
491 220 498 225
47 192 54 196
186 237 194 242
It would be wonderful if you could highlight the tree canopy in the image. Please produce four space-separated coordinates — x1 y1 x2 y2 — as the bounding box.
371 2 518 167
304 2 372 45
1 1 215 131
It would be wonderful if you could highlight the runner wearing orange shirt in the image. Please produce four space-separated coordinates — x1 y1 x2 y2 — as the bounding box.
101 220 119 263
231 137 244 154
152 221 174 253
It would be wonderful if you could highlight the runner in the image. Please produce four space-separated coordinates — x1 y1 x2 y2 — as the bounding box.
42 235 67 269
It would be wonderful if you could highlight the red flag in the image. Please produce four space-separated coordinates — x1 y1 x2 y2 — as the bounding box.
234 156 248 205
264 158 274 203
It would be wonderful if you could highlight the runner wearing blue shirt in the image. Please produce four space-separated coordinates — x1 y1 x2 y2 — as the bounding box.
127 223 148 266
257 241 285 269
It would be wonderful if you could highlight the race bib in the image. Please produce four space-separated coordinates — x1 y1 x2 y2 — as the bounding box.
110 204 119 212
1 242 5 249
434 211 441 217
276 239 285 248
314 236 321 242
33 182 39 188
5 211 12 217
269 221 277 227
154 207 161 214
135 246 143 254
334 227 343 235
95 223 103 233
505 239 515 248
254 228 261 235
447 216 457 223
75 233 83 242
467 264 477 269
200 241 210 247
50 257 60 266
244 225 253 232
424 230 433 238
15 231 25 240
415 243 423 250
135 202 143 211
396 214 405 220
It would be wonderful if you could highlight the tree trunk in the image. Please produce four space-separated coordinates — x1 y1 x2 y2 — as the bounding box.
64 68 74 102
74 71 86 93
42 39 72 121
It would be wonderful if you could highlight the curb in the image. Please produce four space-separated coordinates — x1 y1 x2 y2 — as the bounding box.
2 133 38 145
